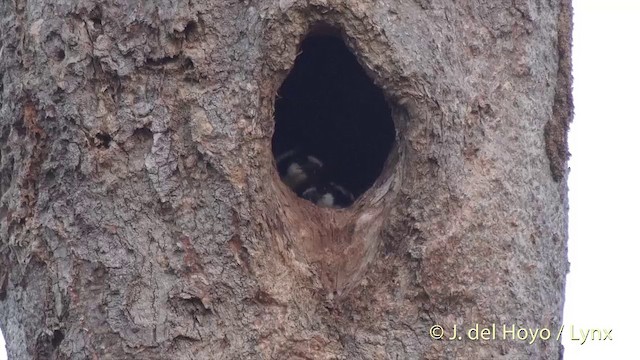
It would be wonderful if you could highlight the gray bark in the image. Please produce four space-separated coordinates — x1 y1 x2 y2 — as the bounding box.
0 0 572 359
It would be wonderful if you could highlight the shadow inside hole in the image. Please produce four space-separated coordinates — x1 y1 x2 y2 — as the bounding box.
272 34 395 204
51 329 65 348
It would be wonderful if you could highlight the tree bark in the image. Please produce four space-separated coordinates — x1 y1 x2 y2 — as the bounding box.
0 0 572 359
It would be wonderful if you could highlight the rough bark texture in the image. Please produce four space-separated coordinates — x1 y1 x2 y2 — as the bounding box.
0 0 572 359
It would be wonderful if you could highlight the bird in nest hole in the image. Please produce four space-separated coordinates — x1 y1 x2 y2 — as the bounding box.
275 149 354 209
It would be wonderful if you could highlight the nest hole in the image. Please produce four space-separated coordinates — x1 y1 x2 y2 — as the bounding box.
272 32 395 208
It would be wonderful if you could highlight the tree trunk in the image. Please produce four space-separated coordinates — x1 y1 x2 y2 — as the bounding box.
0 0 572 359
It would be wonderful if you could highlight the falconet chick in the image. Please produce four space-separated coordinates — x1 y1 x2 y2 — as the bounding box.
276 149 324 193
302 182 355 209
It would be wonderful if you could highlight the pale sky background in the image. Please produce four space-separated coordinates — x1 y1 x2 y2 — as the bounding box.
1 1 638 358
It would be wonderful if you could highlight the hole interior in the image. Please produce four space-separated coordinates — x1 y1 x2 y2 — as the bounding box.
95 133 112 148
51 329 65 348
272 33 395 208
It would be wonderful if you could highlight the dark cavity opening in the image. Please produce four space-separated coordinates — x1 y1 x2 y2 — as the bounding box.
272 33 395 208
95 133 112 148
51 329 65 348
